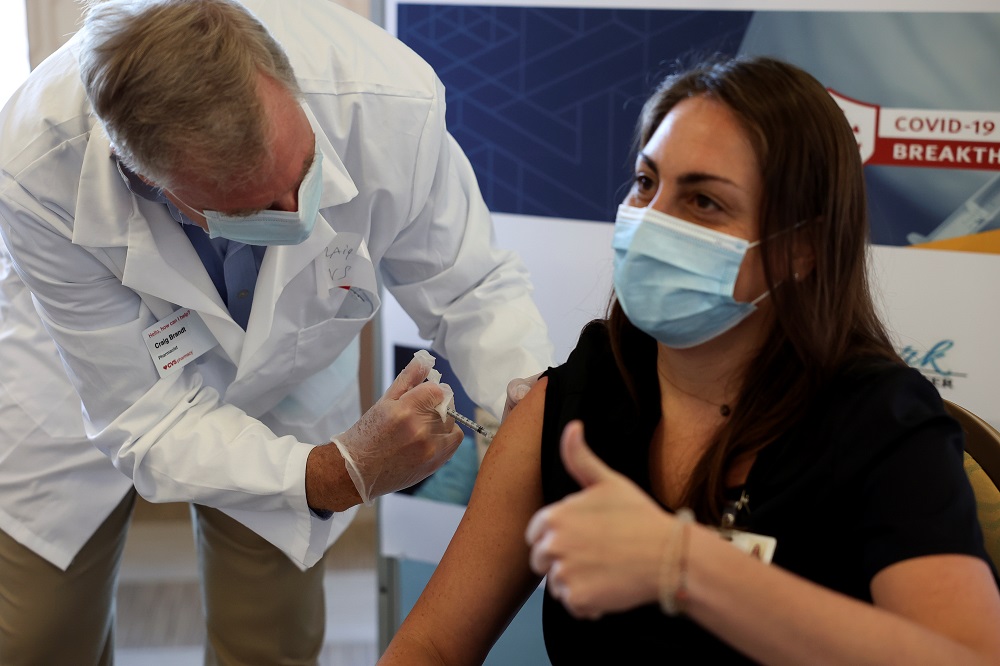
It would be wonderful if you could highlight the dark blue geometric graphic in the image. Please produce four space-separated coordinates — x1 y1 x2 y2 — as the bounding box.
399 5 752 223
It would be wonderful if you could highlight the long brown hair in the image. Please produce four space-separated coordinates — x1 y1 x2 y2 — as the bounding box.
608 55 899 521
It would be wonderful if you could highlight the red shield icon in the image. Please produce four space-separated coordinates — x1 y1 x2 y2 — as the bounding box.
827 89 879 165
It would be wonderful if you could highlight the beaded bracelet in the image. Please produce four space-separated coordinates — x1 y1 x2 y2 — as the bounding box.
659 507 695 616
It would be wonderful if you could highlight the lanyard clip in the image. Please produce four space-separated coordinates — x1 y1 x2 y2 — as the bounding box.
720 490 750 537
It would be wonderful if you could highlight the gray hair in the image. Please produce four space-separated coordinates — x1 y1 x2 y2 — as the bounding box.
78 0 301 193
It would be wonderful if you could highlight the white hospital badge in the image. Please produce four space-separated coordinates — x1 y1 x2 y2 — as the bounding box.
142 308 218 378
721 530 778 564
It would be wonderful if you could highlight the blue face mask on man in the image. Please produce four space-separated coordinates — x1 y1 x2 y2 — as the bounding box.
612 204 770 349
190 149 324 246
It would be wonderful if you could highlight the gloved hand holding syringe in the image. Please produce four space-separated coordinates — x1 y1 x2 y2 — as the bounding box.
411 349 496 442
327 349 464 506
315 348 507 509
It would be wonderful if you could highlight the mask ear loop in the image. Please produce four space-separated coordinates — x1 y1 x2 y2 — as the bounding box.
168 191 203 218
746 218 813 301
749 289 771 306
736 238 772 306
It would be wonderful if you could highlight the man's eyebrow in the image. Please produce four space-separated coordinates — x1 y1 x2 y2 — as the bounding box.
222 150 316 217
299 149 315 185
222 204 266 217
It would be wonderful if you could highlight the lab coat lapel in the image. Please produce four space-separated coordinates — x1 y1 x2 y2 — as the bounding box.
73 132 245 364
121 206 246 364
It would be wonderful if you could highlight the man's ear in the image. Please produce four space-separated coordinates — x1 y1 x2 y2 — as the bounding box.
110 146 159 187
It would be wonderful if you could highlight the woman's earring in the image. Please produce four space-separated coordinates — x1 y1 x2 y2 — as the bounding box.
793 272 801 281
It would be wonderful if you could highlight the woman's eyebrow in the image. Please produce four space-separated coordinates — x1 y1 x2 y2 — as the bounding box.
676 172 738 188
640 151 742 191
638 152 658 175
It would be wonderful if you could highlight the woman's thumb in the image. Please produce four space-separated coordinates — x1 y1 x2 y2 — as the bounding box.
560 420 614 488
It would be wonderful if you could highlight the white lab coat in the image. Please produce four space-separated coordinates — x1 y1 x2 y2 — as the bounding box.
0 243 133 570
0 0 553 570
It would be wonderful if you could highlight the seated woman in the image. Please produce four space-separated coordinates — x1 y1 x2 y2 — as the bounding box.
378 55 1000 664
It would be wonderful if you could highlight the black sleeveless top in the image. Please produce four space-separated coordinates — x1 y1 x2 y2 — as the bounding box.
538 322 992 664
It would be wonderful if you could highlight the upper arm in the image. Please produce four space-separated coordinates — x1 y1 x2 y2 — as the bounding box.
381 377 549 665
861 371 1000 657
872 554 1000 658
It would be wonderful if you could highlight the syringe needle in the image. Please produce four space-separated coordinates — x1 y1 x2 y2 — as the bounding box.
447 407 494 442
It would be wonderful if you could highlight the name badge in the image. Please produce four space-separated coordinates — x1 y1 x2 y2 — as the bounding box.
142 308 218 378
718 529 778 564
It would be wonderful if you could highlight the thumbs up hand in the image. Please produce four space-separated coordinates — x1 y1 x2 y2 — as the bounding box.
524 420 673 619
557 419 620 489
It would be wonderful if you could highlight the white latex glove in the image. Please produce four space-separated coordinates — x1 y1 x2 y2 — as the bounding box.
413 349 455 420
333 353 462 505
501 371 544 422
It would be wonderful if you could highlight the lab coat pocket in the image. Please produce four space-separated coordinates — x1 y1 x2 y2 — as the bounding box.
334 286 379 320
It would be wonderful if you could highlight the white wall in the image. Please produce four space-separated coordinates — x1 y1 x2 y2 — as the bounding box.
23 0 373 70
0 1 29 106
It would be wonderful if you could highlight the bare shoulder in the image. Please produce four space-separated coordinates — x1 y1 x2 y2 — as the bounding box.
465 375 549 513
508 375 549 424
481 376 548 467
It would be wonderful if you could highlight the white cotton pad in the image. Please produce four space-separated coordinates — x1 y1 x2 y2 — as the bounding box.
413 350 452 420
412 349 436 373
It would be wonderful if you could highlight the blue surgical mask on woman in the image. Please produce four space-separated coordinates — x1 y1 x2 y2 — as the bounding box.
197 150 324 246
612 204 770 348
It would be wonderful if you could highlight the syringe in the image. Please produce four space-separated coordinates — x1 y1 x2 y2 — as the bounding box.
447 407 495 442
907 174 1000 244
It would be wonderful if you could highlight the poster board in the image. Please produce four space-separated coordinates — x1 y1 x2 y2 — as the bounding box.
380 0 1000 426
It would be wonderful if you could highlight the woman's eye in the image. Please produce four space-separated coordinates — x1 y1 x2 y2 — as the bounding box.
623 174 655 206
692 193 721 211
629 174 656 200
631 174 651 191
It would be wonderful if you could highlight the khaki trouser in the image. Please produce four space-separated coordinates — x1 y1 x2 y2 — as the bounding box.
0 490 327 665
